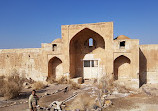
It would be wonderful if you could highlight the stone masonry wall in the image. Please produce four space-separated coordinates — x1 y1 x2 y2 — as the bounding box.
0 48 47 81
140 45 158 84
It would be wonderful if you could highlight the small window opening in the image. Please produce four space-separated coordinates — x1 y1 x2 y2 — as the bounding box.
84 60 90 67
89 38 93 47
93 60 98 67
120 41 125 48
84 60 98 67
52 44 57 51
91 60 98 67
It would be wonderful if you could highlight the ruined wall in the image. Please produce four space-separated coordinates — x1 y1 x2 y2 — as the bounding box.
69 28 106 78
62 22 114 79
0 48 47 81
0 38 65 81
113 39 139 88
113 39 139 79
0 22 157 87
41 39 67 80
140 45 158 84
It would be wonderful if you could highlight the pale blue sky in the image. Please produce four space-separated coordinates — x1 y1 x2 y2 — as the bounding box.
0 0 158 49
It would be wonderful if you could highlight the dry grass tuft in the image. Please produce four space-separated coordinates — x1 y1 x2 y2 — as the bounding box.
47 76 81 90
57 77 80 90
69 81 81 90
112 81 130 93
0 75 23 99
57 76 69 84
97 74 114 93
32 81 46 90
0 75 5 79
47 77 57 84
47 76 71 84
47 76 69 84
0 76 5 96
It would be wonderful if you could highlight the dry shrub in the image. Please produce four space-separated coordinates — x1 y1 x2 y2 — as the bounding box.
97 74 114 93
47 76 69 84
22 77 35 84
32 81 46 90
47 77 57 84
112 81 130 93
55 76 81 90
0 75 5 79
7 75 24 85
57 76 69 84
47 76 80 90
0 75 23 99
118 86 130 93
69 81 81 90
0 76 5 96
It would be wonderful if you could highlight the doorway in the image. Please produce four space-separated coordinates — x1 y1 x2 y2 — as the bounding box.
83 60 99 79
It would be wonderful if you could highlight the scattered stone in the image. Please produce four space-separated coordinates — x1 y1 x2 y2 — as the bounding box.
23 82 32 89
93 104 100 110
49 101 63 111
45 92 50 96
103 100 112 108
102 94 108 98
54 83 58 85
25 85 32 89
23 82 29 86
71 77 82 84
64 87 68 93
141 84 158 96
112 88 119 95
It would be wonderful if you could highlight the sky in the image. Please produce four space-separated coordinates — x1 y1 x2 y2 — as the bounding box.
0 0 158 49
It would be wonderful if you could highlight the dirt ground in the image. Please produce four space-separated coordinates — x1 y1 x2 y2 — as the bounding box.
0 84 69 111
105 94 158 111
0 83 158 111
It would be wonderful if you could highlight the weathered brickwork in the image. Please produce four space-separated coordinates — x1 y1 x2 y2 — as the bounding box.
0 22 157 88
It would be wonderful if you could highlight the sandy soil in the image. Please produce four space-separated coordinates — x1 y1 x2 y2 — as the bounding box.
105 94 158 111
0 83 158 111
0 84 69 111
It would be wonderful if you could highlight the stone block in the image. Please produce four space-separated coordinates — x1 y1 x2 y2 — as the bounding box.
71 77 83 84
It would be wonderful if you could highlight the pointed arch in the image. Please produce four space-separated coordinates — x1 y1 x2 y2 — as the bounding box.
69 28 105 78
114 55 131 80
70 28 105 49
48 57 63 79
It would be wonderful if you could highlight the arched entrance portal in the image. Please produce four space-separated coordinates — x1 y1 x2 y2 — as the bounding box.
114 55 131 80
48 57 63 80
69 28 105 79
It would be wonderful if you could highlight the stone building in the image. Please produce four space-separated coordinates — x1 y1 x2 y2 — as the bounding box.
0 22 158 88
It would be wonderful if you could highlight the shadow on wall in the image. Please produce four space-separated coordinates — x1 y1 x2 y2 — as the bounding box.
114 55 131 80
139 48 147 87
48 57 62 79
69 28 105 78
